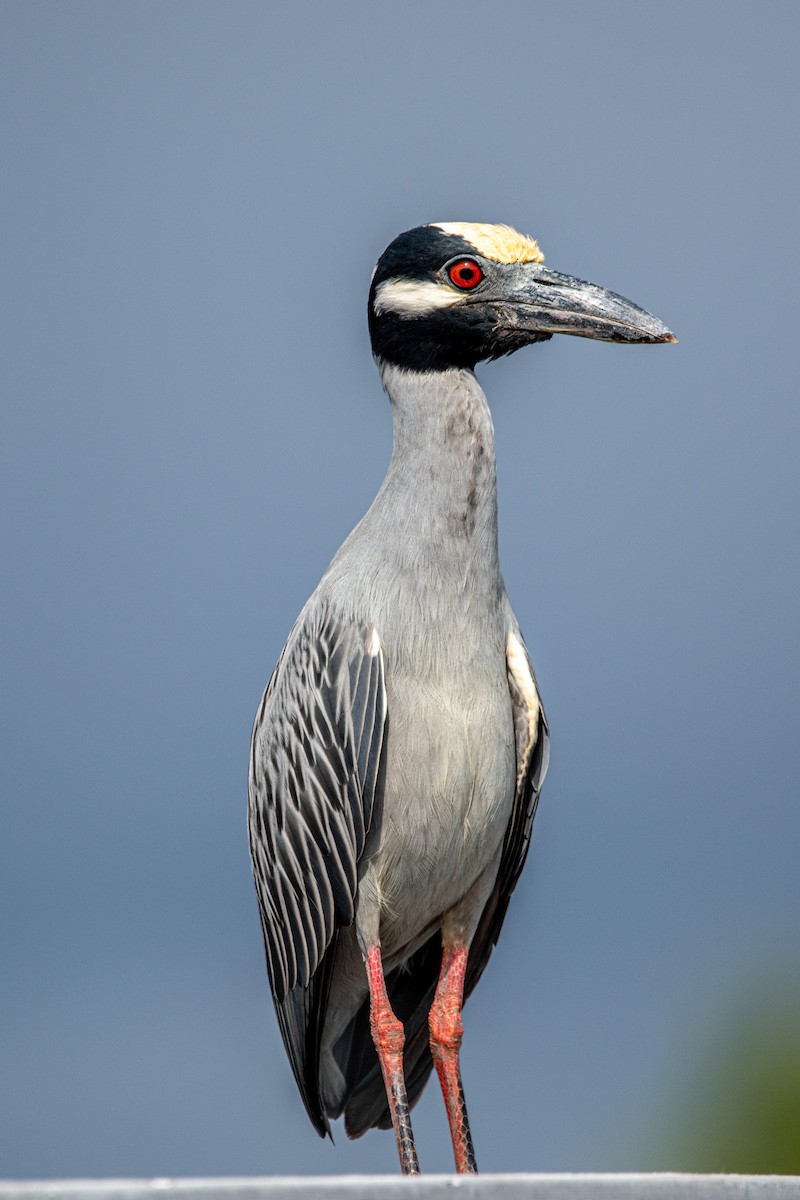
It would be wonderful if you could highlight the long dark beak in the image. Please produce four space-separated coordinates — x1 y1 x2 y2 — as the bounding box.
496 264 677 345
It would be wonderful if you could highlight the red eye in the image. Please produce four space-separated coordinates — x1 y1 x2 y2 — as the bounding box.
447 258 484 290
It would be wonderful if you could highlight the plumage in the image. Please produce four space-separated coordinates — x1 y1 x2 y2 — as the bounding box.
248 222 674 1173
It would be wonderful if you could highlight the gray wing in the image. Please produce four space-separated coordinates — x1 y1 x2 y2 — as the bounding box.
248 601 386 1131
464 623 549 998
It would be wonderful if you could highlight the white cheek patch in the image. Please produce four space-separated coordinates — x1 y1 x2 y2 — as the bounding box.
373 278 462 317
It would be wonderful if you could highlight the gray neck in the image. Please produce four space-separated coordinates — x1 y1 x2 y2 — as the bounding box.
370 361 500 578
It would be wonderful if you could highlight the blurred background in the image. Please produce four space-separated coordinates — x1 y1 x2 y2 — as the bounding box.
2 0 799 1180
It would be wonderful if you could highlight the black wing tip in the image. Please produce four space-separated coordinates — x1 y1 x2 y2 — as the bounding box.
311 1110 333 1140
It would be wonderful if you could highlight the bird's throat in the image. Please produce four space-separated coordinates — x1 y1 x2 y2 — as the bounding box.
377 362 500 572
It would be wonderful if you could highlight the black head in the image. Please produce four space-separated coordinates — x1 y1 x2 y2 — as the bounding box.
368 222 676 373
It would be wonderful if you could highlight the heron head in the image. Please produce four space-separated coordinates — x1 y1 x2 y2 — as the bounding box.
368 222 676 372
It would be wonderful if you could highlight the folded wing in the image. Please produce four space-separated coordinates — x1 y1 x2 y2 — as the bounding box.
248 603 387 1131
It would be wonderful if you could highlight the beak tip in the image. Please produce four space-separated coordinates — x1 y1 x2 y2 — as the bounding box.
649 322 677 344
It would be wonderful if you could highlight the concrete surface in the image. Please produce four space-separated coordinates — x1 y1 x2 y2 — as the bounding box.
1 1175 799 1199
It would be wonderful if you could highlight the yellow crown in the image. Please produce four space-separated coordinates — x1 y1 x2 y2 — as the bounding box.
433 222 544 265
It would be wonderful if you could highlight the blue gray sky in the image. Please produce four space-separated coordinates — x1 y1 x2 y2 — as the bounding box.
2 0 799 1180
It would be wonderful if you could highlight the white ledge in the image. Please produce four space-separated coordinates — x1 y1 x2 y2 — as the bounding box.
1 1175 799 1199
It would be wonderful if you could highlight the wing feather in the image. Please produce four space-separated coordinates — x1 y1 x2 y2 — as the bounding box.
248 600 387 1133
465 623 550 1000
249 601 386 1000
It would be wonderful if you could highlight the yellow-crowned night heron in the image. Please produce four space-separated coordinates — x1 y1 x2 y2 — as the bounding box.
248 222 675 1175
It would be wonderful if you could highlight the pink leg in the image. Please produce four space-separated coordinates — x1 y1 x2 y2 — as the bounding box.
365 945 420 1176
428 942 478 1174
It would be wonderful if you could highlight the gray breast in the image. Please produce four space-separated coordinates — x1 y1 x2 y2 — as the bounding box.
338 584 516 963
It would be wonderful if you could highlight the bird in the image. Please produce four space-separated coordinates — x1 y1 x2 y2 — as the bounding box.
248 221 675 1175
